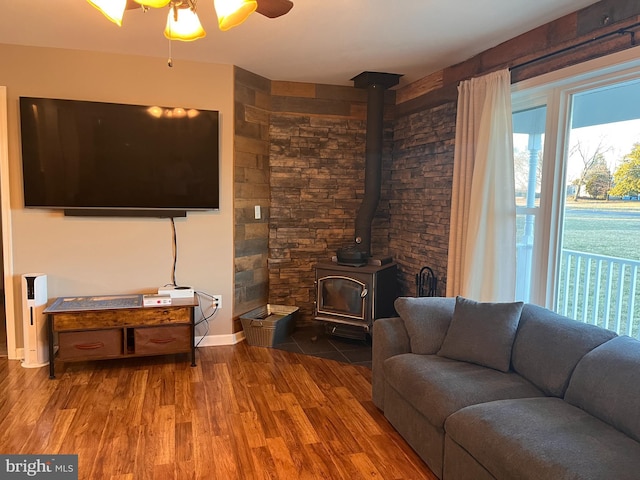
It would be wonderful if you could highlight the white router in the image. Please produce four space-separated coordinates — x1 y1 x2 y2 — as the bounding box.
158 285 195 299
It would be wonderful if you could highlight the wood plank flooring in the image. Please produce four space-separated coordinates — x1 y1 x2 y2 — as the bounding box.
0 342 437 480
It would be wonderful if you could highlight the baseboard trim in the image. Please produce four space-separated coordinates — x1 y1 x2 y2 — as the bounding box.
195 332 246 347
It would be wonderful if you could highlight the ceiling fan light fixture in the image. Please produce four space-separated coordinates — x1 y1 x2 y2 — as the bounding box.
214 0 257 31
164 5 206 41
134 0 172 7
87 0 127 26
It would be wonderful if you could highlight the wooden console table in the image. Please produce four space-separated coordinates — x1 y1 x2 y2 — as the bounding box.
44 294 199 379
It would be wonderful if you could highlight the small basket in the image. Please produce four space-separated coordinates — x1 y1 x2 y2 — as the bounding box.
240 304 299 347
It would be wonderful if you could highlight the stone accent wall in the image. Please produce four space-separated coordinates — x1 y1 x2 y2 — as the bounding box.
233 67 271 324
389 102 457 296
268 82 395 323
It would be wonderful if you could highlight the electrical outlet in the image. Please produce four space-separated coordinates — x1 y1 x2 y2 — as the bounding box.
212 295 222 309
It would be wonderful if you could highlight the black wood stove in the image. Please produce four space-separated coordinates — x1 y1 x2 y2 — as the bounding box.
315 261 397 338
314 71 401 339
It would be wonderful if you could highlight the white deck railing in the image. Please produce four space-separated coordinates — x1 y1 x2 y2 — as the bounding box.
557 249 640 339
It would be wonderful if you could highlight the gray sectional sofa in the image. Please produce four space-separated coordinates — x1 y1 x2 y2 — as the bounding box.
372 296 640 480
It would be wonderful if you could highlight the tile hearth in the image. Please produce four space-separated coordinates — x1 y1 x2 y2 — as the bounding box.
273 323 372 368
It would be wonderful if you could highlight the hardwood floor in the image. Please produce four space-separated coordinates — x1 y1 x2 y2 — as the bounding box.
0 342 437 480
0 298 7 357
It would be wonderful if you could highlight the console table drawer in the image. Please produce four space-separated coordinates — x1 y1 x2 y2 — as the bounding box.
54 307 191 331
58 329 123 361
134 325 191 355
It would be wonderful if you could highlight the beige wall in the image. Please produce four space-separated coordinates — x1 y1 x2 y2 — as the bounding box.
0 44 235 348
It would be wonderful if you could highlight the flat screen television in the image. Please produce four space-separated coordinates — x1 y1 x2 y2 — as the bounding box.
19 97 220 217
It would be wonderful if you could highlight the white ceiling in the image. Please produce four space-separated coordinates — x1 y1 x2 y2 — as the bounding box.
0 0 601 87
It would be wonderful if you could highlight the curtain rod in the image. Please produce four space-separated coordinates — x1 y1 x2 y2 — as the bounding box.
511 21 640 71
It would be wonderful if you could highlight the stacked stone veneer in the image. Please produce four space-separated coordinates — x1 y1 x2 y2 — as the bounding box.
388 102 456 296
267 82 394 323
265 80 453 322
265 81 453 324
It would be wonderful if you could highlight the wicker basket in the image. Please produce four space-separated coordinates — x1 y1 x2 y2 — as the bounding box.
240 304 299 347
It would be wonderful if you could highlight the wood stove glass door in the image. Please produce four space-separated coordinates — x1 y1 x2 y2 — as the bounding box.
317 276 367 321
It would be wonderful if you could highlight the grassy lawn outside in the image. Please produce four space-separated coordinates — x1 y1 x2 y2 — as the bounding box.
564 198 640 211
563 200 640 261
557 199 640 337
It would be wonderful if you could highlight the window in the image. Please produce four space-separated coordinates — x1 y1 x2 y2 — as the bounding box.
513 105 546 303
512 46 640 339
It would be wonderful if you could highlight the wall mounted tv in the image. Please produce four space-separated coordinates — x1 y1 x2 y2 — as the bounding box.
19 97 220 217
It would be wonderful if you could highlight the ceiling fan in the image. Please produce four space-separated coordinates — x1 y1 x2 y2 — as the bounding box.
124 0 294 21
90 0 294 40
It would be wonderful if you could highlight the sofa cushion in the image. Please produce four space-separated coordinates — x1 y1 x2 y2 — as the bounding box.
383 353 544 429
394 296 455 354
511 304 617 397
445 397 640 480
437 296 523 372
565 335 640 443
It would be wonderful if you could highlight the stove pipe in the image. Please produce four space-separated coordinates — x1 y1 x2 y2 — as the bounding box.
351 72 402 256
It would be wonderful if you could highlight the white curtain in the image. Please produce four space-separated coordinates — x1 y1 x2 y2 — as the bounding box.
446 69 516 302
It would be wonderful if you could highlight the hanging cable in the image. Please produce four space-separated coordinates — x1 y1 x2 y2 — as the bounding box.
167 3 175 67
170 217 178 286
194 291 219 347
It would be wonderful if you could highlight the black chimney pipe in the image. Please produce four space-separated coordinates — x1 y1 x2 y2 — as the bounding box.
351 72 402 256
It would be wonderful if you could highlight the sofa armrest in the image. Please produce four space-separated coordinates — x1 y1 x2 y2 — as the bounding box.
394 296 455 354
372 316 411 410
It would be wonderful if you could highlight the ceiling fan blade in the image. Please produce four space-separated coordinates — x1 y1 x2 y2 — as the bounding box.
256 0 293 18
